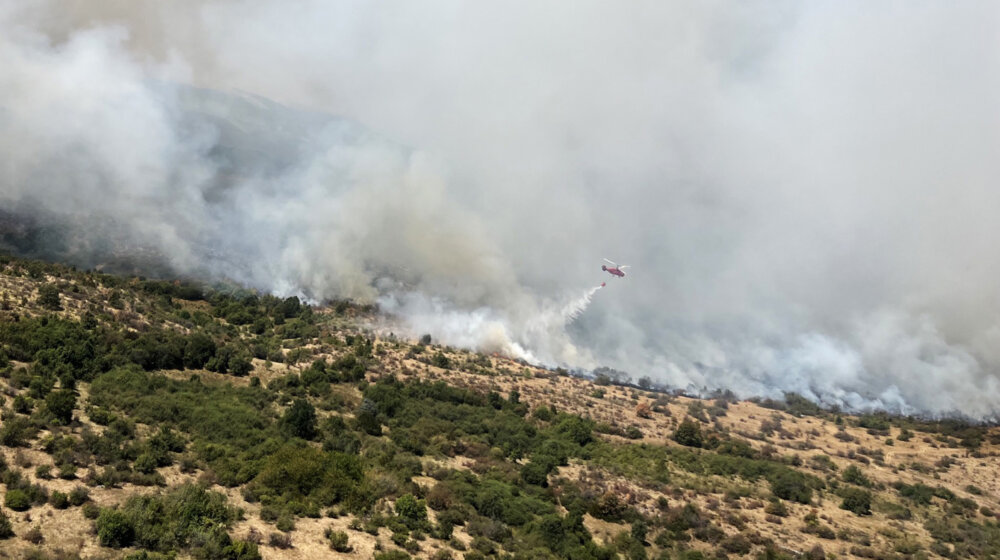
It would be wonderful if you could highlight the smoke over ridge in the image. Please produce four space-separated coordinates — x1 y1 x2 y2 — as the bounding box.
2 2 1000 418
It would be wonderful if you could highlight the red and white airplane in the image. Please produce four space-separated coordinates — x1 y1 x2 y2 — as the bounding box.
602 258 630 278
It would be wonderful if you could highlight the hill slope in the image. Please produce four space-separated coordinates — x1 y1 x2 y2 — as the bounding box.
0 254 998 560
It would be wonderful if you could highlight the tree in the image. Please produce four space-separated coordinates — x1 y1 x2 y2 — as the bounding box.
842 465 871 487
327 529 352 552
395 494 427 526
631 519 648 543
556 416 594 446
37 284 62 311
770 470 813 504
96 509 135 548
281 399 317 440
355 398 381 436
229 354 253 376
184 333 217 369
673 419 703 448
840 488 872 516
45 389 76 425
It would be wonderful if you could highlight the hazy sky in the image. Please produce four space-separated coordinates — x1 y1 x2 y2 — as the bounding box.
3 1 1000 418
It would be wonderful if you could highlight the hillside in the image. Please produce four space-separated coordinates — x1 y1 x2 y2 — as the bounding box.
0 254 998 560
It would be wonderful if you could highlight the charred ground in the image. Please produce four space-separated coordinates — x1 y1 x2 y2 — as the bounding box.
0 254 998 560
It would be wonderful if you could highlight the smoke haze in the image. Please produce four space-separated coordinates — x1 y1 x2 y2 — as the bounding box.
2 1 1000 418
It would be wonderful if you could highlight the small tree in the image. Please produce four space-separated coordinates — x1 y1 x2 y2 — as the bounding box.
37 284 61 311
327 528 352 552
355 398 381 436
395 494 428 527
281 399 317 440
842 465 871 487
96 509 135 547
184 333 217 369
770 470 813 504
631 519 648 543
45 389 76 425
5 489 31 511
840 488 872 516
673 419 703 448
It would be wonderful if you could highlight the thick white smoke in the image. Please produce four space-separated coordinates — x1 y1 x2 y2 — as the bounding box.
2 1 1000 418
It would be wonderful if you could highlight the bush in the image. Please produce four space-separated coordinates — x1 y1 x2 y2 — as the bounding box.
840 488 872 516
590 492 629 522
0 509 13 539
770 470 813 504
82 503 100 519
37 284 62 310
96 509 135 548
673 419 703 448
721 534 752 554
49 491 69 509
5 489 31 511
396 494 428 525
69 486 90 506
23 525 43 544
327 529 352 552
764 499 788 517
533 406 554 422
842 465 871 487
268 532 292 549
281 399 317 440
223 540 262 560
45 389 76 424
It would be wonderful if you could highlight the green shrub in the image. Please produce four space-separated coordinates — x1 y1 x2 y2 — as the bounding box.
49 491 69 509
840 488 872 516
134 453 158 474
0 509 13 539
222 540 262 560
281 399 317 440
396 494 428 525
96 509 135 548
5 489 31 511
842 465 871 487
37 284 62 310
673 419 703 448
533 406 554 422
770 470 813 504
69 486 90 506
45 389 76 424
764 499 788 517
82 502 100 519
97 484 238 552
326 528 352 552
721 534 752 554
276 514 295 532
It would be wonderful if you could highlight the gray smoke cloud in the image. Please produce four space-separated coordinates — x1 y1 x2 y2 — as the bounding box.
2 1 1000 418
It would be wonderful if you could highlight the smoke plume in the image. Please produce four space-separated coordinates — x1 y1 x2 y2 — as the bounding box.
2 1 1000 418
